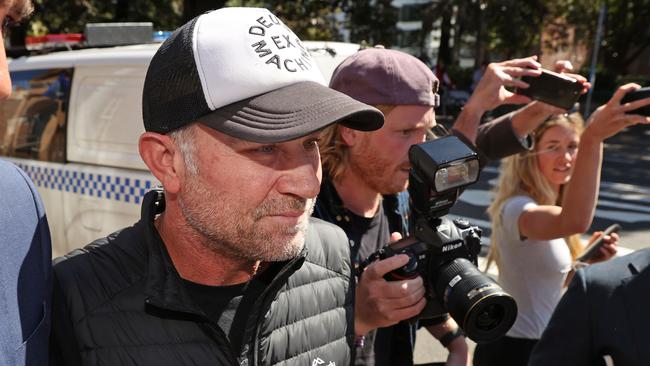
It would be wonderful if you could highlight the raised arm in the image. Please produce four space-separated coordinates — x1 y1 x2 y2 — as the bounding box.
519 84 650 241
460 60 590 164
452 57 541 143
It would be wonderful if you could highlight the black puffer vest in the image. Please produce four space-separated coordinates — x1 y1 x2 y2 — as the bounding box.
52 190 354 365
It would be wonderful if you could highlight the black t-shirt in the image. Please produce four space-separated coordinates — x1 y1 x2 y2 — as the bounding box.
342 206 393 366
347 203 391 267
182 264 278 356
314 178 410 366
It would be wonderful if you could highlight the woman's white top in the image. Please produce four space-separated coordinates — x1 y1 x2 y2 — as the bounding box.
495 195 572 339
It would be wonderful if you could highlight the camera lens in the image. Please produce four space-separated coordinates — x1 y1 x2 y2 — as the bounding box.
434 258 517 343
475 304 503 331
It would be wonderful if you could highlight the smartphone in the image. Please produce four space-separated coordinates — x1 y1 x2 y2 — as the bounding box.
576 223 621 262
515 69 583 110
620 87 650 117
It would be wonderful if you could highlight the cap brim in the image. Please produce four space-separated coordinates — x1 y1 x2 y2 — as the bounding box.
198 81 384 143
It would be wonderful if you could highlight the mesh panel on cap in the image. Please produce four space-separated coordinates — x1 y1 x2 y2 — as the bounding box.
142 16 211 133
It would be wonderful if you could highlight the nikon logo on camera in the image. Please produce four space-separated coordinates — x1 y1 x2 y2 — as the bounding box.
442 242 463 253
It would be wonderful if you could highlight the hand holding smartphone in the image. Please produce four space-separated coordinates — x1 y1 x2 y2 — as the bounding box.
514 69 583 110
577 224 621 263
620 87 650 117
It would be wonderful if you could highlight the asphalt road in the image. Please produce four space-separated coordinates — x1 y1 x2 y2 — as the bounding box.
413 123 650 364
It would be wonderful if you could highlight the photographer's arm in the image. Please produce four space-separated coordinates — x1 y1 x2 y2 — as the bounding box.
518 84 650 241
454 60 589 163
451 57 541 143
425 318 470 366
451 103 556 170
509 62 589 138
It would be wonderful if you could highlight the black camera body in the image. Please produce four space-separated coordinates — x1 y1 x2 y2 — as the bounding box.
379 216 481 312
363 135 517 343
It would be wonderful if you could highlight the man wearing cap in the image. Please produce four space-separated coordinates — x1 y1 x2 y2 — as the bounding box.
50 8 383 366
314 47 583 366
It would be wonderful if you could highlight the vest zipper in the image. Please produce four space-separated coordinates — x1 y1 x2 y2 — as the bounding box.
251 255 305 365
199 320 241 365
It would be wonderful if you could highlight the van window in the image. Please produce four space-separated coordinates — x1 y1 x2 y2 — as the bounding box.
0 68 72 162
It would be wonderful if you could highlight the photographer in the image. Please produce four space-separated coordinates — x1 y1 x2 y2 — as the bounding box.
479 84 650 366
314 47 582 366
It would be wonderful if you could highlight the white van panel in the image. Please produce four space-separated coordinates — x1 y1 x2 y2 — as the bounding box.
67 65 148 170
8 157 156 257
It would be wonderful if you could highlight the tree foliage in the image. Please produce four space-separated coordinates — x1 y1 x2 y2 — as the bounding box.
345 0 398 47
28 0 183 34
563 0 650 75
16 0 650 77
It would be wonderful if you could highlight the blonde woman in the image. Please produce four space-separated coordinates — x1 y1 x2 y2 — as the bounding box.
474 84 650 366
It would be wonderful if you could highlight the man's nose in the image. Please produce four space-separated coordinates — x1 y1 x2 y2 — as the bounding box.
276 156 321 199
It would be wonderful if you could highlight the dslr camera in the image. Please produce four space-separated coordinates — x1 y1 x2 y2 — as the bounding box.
362 135 517 343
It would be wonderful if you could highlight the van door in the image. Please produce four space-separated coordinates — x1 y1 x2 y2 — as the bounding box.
62 65 156 256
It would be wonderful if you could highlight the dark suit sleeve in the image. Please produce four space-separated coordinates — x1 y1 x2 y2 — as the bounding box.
528 269 601 366
451 112 531 169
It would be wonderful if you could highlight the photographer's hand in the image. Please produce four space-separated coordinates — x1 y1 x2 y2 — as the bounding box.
509 60 590 139
453 56 541 143
355 250 426 336
584 83 650 142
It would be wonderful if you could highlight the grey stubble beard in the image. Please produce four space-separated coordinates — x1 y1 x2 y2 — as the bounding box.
179 175 314 262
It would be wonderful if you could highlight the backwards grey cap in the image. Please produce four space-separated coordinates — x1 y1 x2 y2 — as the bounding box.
142 7 383 142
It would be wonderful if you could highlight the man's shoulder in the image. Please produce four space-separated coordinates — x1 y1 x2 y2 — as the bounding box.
0 158 21 176
0 159 39 201
584 248 650 286
53 224 148 302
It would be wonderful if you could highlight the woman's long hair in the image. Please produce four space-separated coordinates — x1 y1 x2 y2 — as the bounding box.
485 113 585 271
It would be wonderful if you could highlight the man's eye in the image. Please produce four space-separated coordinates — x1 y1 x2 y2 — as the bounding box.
256 145 276 153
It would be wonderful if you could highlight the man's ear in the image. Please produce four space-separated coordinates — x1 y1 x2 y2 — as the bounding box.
339 126 362 147
139 132 183 194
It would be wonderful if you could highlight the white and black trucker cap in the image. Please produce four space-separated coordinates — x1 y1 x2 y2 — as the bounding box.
142 7 384 142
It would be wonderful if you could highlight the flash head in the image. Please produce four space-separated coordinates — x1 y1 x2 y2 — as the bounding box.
409 135 479 192
408 135 480 219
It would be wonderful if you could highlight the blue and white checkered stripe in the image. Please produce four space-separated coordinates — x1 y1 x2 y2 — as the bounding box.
14 162 156 205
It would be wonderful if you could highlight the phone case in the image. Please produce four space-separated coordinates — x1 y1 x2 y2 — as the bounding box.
620 87 650 117
516 70 582 110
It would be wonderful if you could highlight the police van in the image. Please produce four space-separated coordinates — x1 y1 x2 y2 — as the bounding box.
0 31 360 257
